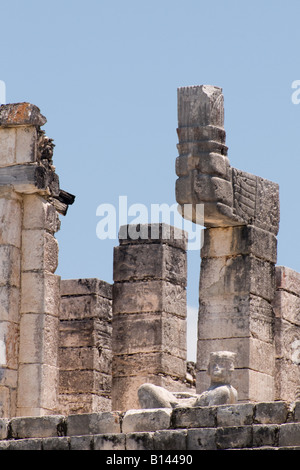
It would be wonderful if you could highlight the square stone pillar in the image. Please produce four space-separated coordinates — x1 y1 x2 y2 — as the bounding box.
0 102 74 417
112 223 188 411
273 266 300 402
197 225 277 402
17 194 61 416
0 188 22 417
59 278 112 414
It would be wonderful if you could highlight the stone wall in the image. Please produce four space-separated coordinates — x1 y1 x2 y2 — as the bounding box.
0 401 299 450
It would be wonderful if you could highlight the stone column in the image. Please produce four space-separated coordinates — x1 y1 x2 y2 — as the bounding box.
17 194 61 416
175 86 280 402
59 278 112 414
0 188 22 417
273 266 300 402
0 103 74 417
198 225 277 401
112 223 188 411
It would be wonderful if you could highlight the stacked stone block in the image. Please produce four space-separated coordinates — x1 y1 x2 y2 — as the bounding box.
112 223 188 411
18 194 61 416
59 278 112 414
0 188 22 417
273 266 300 402
197 225 277 402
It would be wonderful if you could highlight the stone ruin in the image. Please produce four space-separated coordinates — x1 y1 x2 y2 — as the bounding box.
0 87 299 450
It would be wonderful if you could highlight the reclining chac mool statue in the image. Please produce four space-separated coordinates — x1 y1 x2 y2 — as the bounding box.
138 351 237 409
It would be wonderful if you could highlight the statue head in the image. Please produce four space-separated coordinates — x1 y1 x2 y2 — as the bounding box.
207 351 236 385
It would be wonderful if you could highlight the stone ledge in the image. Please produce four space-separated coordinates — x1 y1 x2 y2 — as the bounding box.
0 401 299 450
0 103 47 128
60 278 112 299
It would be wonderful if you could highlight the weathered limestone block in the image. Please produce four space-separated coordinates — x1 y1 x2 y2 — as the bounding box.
22 230 58 273
94 433 126 450
119 223 186 251
22 194 61 233
17 363 58 416
0 125 37 167
0 245 20 288
153 430 187 450
20 272 60 315
15 127 38 165
275 265 300 295
59 395 111 416
7 438 43 450
0 102 47 128
42 437 70 450
0 191 22 247
216 403 254 427
113 280 186 316
198 295 273 343
126 432 154 451
10 415 64 439
172 406 216 429
66 411 121 436
58 278 112 415
254 401 289 424
199 255 275 302
0 128 17 166
113 243 186 286
201 225 277 263
59 370 111 395
0 286 20 323
60 277 112 298
278 423 300 447
19 313 59 366
252 424 279 448
69 435 93 450
216 425 253 449
122 408 172 433
274 290 300 326
187 428 217 450
112 312 186 358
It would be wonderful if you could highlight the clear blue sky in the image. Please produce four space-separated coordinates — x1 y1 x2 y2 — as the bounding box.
2 0 300 360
